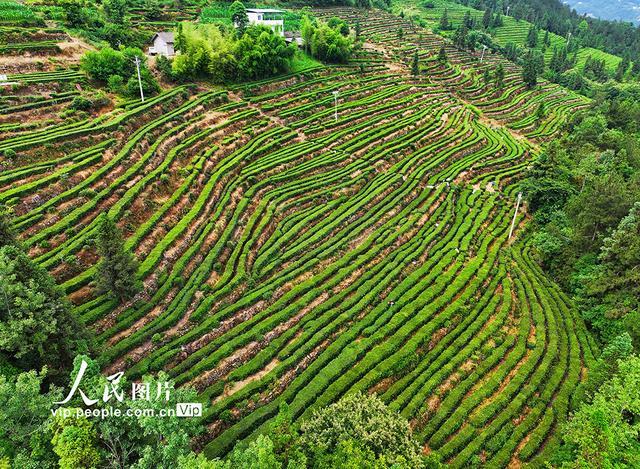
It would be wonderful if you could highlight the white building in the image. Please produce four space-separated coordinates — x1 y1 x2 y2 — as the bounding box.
246 8 284 36
148 32 175 57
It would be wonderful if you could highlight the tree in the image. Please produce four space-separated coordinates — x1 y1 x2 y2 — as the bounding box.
0 368 62 468
396 27 403 40
61 355 203 468
482 8 492 29
308 21 353 63
527 25 539 48
61 0 87 28
504 42 519 61
230 1 248 35
560 355 640 468
495 62 505 88
493 12 503 27
51 413 101 469
327 17 349 36
483 68 491 85
453 24 469 50
411 50 419 76
355 20 361 39
103 0 127 24
301 15 314 54
94 214 140 302
535 101 546 122
0 205 17 248
125 67 160 98
462 10 473 29
438 9 450 31
299 392 423 467
0 245 88 375
172 22 295 82
269 403 306 467
144 0 162 21
615 57 630 82
437 44 447 63
81 47 127 82
522 50 541 87
179 435 280 469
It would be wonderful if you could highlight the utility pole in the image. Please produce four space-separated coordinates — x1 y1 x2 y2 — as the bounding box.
480 45 487 63
134 56 145 102
506 5 510 16
332 90 339 122
567 31 572 47
508 192 523 240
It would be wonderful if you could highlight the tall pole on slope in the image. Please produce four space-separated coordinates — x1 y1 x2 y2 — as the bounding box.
134 56 145 102
480 45 487 63
567 31 572 47
332 90 339 122
509 192 523 240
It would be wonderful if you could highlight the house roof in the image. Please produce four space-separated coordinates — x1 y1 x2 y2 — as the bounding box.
151 32 174 44
246 8 284 13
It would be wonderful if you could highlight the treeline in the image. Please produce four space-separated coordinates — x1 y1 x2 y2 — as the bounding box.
523 82 640 348
523 82 640 465
451 0 640 63
1 356 442 468
0 209 171 466
435 7 638 93
180 393 442 468
435 9 546 88
170 21 296 82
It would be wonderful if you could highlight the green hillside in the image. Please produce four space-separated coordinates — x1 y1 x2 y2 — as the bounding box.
394 0 623 72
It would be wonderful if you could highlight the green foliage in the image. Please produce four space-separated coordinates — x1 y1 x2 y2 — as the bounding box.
70 95 93 111
304 19 353 63
525 83 640 371
125 68 161 98
526 25 539 48
0 245 88 376
327 16 349 37
62 355 204 468
559 355 640 467
494 62 505 87
438 8 450 31
0 205 17 248
0 368 61 467
522 49 544 87
411 50 420 76
51 413 101 469
81 46 128 83
103 0 127 24
230 1 248 34
144 0 162 21
299 392 423 467
171 23 296 82
437 44 447 63
94 214 141 302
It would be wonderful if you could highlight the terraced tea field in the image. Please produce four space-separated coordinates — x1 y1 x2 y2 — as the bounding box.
0 5 597 467
395 0 623 73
